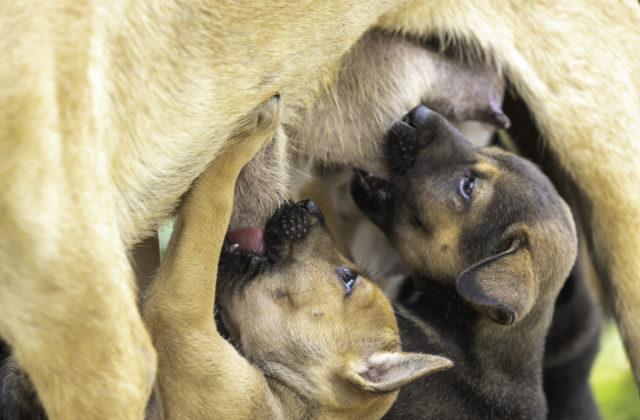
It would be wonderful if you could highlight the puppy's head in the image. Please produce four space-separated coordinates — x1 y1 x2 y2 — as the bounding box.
217 200 451 417
352 106 577 326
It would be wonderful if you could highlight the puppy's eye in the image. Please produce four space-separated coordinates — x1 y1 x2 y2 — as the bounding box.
459 176 476 201
336 266 358 296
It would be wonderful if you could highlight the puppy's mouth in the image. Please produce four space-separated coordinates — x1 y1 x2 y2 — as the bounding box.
218 200 324 291
351 105 442 228
226 227 266 254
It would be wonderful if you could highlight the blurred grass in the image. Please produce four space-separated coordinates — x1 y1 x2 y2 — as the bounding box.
591 321 640 419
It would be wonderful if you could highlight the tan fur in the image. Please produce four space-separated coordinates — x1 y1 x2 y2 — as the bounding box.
291 169 351 256
143 99 451 419
143 98 283 420
1 0 638 416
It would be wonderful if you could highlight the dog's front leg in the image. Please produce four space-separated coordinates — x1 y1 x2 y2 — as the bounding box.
143 96 284 419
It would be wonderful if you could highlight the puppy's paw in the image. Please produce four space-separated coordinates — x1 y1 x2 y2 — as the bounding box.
222 94 283 172
253 93 283 135
245 94 283 148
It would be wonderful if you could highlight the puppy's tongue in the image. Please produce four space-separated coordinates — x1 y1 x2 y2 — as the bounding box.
226 227 266 254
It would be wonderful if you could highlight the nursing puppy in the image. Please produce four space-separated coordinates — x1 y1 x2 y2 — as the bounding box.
351 106 577 419
2 2 639 417
141 106 451 419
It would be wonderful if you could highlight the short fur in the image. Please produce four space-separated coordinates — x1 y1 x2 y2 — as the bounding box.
293 102 603 418
142 100 451 419
351 106 578 419
1 1 639 417
543 267 601 420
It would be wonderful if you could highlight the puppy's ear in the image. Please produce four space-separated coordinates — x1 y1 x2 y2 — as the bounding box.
456 237 536 326
342 352 452 393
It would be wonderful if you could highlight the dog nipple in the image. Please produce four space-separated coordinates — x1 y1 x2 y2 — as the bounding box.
226 227 266 254
487 100 511 129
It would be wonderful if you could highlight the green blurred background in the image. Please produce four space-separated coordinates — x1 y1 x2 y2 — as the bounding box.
592 321 640 419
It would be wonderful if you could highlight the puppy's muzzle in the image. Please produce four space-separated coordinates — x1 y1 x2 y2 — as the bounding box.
218 200 326 295
350 105 444 229
387 105 468 174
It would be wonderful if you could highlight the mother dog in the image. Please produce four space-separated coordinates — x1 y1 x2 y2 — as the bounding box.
1 1 639 418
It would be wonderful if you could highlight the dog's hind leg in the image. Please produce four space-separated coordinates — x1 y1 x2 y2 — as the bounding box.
0 199 157 420
0 46 157 420
143 96 283 418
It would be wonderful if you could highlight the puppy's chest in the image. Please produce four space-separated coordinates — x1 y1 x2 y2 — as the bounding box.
395 277 478 362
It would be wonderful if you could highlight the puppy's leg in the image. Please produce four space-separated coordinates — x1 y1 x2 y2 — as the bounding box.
143 96 283 419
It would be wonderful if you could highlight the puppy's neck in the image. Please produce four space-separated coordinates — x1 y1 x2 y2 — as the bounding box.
266 377 315 419
396 276 551 413
396 277 478 351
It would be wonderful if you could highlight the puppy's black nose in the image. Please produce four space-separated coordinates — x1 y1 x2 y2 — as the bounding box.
402 105 431 129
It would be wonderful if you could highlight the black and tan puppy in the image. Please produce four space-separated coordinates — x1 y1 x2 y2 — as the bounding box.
351 105 578 419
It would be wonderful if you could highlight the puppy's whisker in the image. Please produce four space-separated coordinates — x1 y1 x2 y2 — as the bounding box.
356 258 396 282
389 308 412 321
290 166 319 181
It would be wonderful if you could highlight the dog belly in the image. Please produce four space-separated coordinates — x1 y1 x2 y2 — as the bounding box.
114 138 225 247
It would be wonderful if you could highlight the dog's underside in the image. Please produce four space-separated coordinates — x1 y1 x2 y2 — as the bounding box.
1 0 639 417
0 29 514 419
